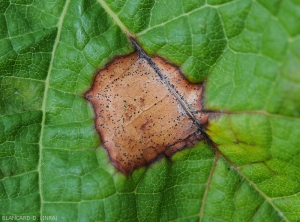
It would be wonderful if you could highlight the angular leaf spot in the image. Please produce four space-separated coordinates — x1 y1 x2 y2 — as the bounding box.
86 49 208 173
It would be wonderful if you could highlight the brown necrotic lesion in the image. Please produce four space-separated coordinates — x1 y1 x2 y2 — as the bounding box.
85 43 208 174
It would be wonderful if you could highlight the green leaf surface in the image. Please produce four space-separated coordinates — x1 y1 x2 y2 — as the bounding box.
1 0 299 221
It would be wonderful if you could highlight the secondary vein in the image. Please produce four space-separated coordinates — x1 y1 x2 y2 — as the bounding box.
38 0 71 216
97 0 135 37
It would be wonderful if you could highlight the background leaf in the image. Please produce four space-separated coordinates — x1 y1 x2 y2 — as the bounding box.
0 0 299 221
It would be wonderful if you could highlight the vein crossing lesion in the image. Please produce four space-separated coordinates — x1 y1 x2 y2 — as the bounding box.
130 38 205 134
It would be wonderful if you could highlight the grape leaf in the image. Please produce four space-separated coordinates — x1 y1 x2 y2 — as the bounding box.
0 0 299 221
